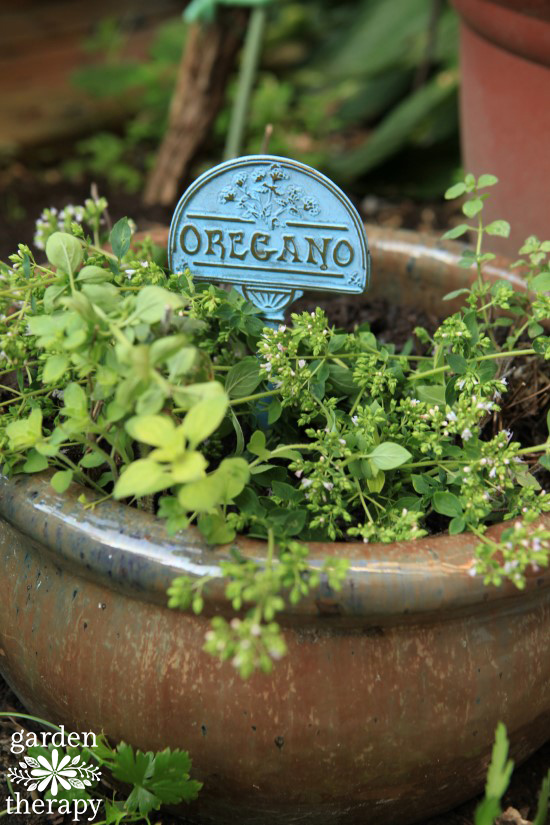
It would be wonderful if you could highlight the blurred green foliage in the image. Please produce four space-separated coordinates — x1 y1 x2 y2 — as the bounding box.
64 19 188 193
67 0 460 198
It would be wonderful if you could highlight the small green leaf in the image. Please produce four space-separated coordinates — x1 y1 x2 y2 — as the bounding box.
463 310 479 344
136 386 166 415
271 481 305 504
216 457 250 501
126 415 177 448
267 508 307 537
532 771 550 825
80 452 106 469
477 173 499 188
110 217 133 260
442 288 471 301
485 220 510 238
442 224 470 240
76 265 111 283
529 322 544 338
366 470 385 493
22 450 49 474
412 474 433 494
447 353 468 374
449 516 466 535
63 382 88 416
178 474 224 512
198 513 235 544
515 471 541 490
104 801 127 825
150 336 190 366
369 442 412 470
173 381 225 409
171 451 208 484
462 198 483 218
42 354 69 384
474 798 502 825
51 470 73 493
485 723 514 800
531 272 550 292
114 459 172 498
181 395 228 448
248 430 270 459
6 408 43 450
134 286 185 324
267 399 282 425
225 356 261 398
432 491 462 518
416 385 446 406
444 182 466 200
45 232 83 274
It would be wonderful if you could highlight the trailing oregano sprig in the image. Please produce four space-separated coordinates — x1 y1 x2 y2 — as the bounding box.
0 174 549 677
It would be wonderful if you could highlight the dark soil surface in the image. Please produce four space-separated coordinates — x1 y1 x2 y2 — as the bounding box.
0 162 548 824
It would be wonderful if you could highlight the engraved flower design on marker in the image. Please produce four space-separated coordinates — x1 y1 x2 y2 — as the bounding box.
269 164 288 183
302 197 320 216
217 164 320 229
346 271 363 287
219 186 235 203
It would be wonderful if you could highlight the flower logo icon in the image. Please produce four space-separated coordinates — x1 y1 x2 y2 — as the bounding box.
9 747 101 796
28 749 79 796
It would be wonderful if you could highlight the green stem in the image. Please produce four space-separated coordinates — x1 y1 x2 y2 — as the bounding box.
478 348 535 361
87 243 117 262
516 444 549 456
229 389 279 406
248 442 310 468
57 454 105 495
0 711 62 731
475 214 500 348
295 351 432 362
0 360 39 377
266 527 275 565
349 386 365 417
0 387 53 410
409 348 536 382
469 523 499 549
354 480 373 524
86 440 119 480
224 7 267 159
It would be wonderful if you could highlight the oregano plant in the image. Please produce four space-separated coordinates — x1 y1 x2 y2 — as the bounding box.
0 175 549 678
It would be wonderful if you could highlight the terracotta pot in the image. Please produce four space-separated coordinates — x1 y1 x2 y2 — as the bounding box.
0 226 549 825
452 0 550 258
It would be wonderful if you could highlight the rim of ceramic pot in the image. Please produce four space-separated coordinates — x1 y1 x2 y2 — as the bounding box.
0 226 547 622
452 0 550 68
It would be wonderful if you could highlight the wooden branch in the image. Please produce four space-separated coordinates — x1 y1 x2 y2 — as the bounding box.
143 9 248 207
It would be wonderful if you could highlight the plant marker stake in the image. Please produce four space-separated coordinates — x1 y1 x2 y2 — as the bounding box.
169 155 371 427
168 154 371 329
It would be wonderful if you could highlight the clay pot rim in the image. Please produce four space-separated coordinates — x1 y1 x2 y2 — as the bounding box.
0 226 547 622
1 471 548 623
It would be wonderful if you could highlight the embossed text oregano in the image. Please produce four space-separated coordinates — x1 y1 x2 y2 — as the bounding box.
169 155 370 325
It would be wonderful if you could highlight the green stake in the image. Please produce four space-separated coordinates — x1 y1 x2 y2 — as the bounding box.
224 6 267 160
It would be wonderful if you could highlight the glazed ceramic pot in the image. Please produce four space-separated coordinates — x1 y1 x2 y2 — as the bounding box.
0 226 549 825
452 0 550 257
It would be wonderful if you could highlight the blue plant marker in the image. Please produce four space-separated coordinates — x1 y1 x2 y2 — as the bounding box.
168 155 370 327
